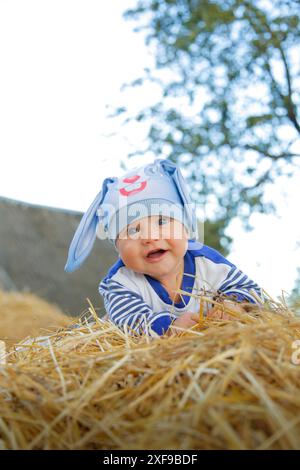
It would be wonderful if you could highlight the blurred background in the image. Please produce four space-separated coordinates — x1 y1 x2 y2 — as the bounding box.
0 0 300 323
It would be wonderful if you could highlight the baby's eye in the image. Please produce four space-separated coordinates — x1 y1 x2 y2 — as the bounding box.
158 216 169 226
127 225 139 237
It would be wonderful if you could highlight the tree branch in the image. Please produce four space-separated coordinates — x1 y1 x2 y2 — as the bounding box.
244 145 300 160
241 169 271 194
277 42 300 134
244 1 300 135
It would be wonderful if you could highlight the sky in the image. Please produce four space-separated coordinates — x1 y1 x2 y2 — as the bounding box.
0 0 300 300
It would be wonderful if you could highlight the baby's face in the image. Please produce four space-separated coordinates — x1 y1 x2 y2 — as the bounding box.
116 216 188 280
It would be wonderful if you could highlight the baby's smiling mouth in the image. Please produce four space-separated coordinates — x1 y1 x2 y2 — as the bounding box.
146 249 168 260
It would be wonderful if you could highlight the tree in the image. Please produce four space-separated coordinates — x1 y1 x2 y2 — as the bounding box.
290 268 300 314
112 0 300 254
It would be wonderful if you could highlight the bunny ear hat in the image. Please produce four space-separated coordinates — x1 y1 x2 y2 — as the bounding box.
64 159 198 273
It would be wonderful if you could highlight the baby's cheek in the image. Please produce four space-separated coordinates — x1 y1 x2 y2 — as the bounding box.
165 224 179 239
126 248 144 270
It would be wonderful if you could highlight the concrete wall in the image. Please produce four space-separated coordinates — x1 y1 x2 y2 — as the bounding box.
0 196 118 317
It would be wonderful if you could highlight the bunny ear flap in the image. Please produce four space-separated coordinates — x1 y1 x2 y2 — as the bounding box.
64 177 116 272
159 159 198 239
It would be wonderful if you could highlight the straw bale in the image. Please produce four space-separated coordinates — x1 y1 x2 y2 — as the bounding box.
0 295 299 450
0 289 71 346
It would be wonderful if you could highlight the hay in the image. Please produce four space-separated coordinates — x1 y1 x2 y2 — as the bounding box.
0 289 71 346
0 295 300 450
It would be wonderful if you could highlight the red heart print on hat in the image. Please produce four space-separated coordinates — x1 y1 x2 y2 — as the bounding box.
119 175 147 197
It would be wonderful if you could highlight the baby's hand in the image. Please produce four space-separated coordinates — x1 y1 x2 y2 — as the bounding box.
166 312 199 336
206 307 230 320
207 300 245 320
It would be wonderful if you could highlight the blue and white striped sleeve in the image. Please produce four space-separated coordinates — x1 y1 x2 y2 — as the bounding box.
217 265 264 304
99 277 177 336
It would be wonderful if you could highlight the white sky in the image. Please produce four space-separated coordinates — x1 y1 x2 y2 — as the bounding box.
0 0 300 299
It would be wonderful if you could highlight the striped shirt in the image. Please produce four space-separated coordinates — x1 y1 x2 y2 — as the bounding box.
98 240 264 336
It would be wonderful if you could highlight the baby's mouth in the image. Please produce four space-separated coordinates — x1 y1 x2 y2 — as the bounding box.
146 249 168 261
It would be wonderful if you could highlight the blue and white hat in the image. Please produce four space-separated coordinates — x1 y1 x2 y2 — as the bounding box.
65 159 198 272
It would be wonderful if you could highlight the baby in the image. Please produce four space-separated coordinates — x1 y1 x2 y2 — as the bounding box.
65 159 264 336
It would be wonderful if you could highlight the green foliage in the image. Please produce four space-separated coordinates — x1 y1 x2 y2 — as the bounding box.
291 269 300 297
115 0 300 252
290 268 300 315
202 218 232 255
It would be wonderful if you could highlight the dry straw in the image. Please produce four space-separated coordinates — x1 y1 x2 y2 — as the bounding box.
0 290 300 450
0 289 70 346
